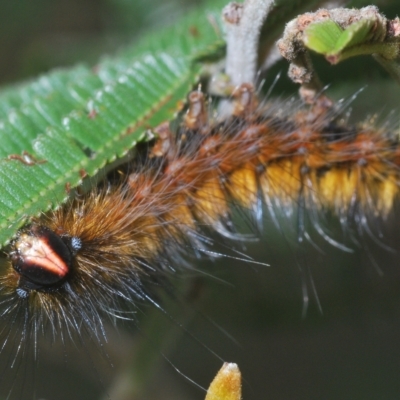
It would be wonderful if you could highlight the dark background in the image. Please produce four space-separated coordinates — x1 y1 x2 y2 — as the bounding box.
1 0 400 399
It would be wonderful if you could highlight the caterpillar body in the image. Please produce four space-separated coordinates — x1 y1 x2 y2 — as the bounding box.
2 82 397 335
2 2 400 398
0 77 399 396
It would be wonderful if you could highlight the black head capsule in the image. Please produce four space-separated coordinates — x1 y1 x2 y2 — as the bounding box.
10 225 76 295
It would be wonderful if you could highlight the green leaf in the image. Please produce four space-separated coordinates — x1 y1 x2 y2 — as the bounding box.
111 0 226 63
303 20 343 54
304 18 376 56
0 0 228 246
0 54 198 246
304 19 375 56
334 19 375 52
304 17 397 64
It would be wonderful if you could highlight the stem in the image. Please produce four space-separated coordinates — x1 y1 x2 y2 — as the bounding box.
223 0 274 86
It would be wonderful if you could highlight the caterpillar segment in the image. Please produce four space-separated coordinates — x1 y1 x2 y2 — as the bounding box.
0 83 398 335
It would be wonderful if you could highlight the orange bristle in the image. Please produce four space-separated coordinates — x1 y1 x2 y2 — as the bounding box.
0 80 400 400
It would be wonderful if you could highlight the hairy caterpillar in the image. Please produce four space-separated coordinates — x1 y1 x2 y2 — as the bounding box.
2 0 397 398
5 79 399 330
2 79 400 399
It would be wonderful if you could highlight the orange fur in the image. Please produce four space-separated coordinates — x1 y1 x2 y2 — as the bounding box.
1 82 400 353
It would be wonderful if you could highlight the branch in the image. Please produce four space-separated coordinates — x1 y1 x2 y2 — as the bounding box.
223 0 274 86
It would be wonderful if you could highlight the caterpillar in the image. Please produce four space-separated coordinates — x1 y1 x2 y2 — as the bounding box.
3 80 397 336
2 80 400 399
2 1 400 399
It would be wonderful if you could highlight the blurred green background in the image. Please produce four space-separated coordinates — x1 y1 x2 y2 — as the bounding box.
1 0 400 399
